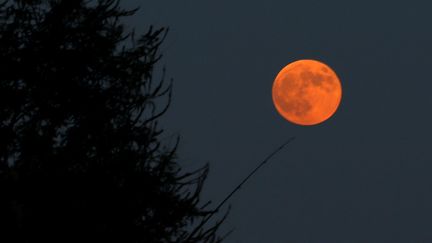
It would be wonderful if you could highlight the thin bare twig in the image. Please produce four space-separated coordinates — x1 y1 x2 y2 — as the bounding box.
187 136 296 241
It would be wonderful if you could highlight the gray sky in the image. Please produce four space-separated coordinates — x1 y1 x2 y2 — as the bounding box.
124 0 432 242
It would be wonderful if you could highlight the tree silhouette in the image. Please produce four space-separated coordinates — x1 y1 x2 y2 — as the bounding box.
0 1 226 242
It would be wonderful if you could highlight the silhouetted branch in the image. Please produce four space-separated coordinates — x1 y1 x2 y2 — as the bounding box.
186 137 296 241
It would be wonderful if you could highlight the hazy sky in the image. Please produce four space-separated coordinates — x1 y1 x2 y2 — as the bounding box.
124 1 432 242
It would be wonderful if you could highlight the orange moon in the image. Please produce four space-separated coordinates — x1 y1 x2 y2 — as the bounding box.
272 59 342 126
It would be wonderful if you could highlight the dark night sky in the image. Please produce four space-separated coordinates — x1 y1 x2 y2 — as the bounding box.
124 1 432 242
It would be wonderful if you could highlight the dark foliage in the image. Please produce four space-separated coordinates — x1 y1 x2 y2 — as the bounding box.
0 0 226 242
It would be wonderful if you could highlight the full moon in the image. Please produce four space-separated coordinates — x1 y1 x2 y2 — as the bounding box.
272 59 342 126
